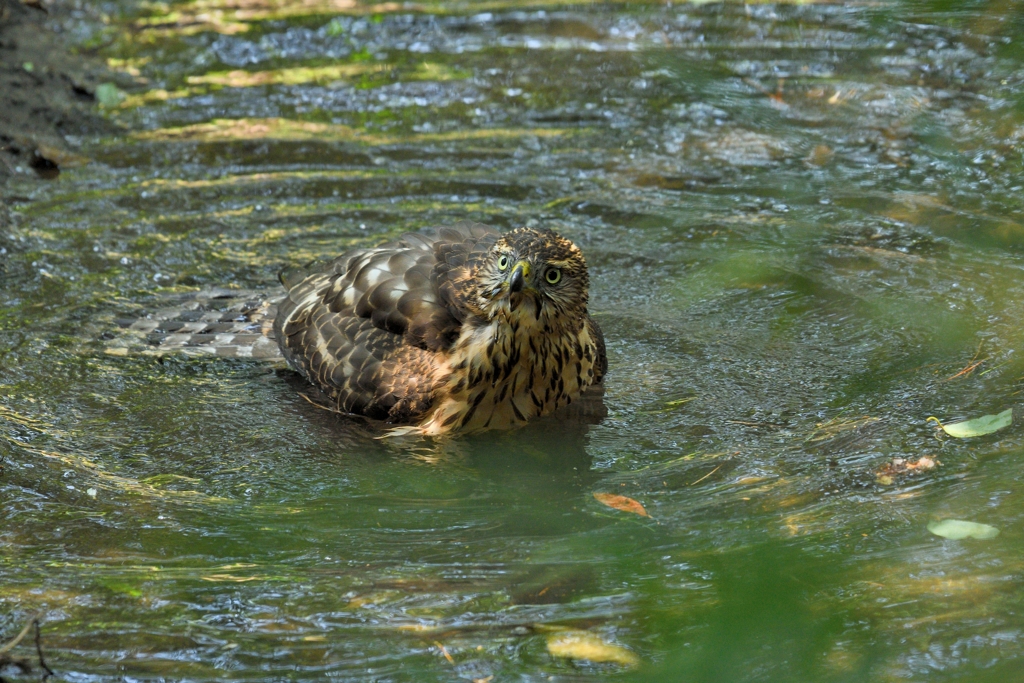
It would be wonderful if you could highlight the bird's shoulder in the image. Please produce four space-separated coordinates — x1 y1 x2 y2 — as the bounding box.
280 220 500 352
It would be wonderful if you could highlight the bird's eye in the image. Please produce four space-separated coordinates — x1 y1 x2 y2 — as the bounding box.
545 268 562 285
498 255 510 270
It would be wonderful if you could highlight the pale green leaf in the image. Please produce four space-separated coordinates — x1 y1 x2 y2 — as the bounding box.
927 519 1000 540
931 408 1012 438
95 82 126 108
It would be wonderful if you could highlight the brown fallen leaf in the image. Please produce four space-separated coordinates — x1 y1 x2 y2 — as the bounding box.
593 492 648 517
546 630 639 666
805 144 834 167
876 456 939 485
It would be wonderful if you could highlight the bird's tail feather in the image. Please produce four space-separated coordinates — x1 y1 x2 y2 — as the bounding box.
104 287 286 361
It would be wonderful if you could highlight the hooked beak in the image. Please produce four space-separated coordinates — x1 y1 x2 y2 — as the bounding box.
507 261 530 310
509 266 525 294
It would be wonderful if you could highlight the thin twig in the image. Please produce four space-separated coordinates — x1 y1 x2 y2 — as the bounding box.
945 358 986 381
34 619 54 678
726 420 785 429
0 614 50 680
435 641 455 665
689 464 723 486
298 392 343 414
979 361 1010 377
0 617 35 656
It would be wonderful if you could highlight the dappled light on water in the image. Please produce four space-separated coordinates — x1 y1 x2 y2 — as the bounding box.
4 0 1024 680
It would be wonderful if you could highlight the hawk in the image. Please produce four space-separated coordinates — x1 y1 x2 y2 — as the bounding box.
273 221 607 436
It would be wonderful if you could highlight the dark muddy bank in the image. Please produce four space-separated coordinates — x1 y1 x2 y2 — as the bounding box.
0 0 114 196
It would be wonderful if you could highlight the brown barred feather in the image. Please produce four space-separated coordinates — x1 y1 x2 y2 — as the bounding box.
104 289 284 359
273 220 607 436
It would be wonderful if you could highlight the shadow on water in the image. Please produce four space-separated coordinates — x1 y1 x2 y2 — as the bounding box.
282 368 603 480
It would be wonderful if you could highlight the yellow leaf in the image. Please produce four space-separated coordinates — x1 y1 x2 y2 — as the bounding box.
593 492 649 517
546 631 639 666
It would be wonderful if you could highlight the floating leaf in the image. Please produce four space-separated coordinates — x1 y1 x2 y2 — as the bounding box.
928 409 1012 438
593 492 648 517
927 519 1000 540
876 456 939 485
907 456 937 470
95 82 125 107
546 631 639 666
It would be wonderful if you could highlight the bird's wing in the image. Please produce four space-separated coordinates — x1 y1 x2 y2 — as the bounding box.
274 221 499 421
587 315 608 384
430 222 501 323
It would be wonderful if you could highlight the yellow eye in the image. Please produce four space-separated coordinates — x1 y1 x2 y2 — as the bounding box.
498 255 510 270
545 268 561 284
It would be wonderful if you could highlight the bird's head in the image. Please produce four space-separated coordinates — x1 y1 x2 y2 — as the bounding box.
475 227 590 326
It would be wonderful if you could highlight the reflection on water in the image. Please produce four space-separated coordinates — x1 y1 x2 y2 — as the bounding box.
4 0 1024 680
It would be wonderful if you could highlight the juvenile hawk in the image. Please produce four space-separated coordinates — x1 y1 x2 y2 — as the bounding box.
274 221 607 436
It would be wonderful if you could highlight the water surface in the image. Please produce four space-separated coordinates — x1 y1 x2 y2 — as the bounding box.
4 0 1024 680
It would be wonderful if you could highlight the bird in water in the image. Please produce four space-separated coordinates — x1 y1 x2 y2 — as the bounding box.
274 221 607 436
108 221 606 437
